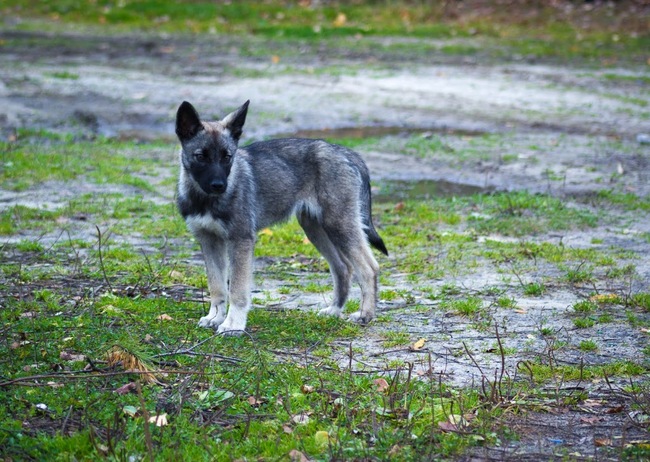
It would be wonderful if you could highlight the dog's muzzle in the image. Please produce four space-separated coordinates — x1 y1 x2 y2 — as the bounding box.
210 179 227 194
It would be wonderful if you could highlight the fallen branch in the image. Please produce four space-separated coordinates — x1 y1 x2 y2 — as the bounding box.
0 368 221 388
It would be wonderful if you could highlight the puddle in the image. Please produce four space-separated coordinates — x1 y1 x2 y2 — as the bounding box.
287 125 485 140
373 179 491 203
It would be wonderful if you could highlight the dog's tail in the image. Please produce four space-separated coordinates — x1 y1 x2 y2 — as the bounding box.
362 180 388 256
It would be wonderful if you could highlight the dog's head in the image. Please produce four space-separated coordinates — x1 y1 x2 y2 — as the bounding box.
175 100 249 196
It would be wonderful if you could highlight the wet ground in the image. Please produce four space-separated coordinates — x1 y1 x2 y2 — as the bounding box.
1 30 650 459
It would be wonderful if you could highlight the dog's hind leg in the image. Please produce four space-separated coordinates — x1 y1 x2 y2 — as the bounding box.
322 221 379 325
297 213 351 317
217 237 255 335
197 236 229 329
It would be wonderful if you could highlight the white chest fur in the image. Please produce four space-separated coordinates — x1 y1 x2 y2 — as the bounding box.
185 214 228 237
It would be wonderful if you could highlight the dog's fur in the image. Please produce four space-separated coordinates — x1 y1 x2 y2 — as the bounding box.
175 101 387 334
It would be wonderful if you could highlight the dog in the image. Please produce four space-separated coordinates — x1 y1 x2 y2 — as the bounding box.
175 100 388 334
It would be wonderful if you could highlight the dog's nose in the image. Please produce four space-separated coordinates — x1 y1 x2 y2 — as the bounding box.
210 180 226 193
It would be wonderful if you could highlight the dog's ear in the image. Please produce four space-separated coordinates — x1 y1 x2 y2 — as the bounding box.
221 100 249 143
176 101 203 141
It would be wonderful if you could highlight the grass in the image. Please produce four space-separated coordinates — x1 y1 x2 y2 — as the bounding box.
2 81 650 460
2 1 648 64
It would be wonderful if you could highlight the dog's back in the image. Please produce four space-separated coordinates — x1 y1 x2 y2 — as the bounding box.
241 138 387 255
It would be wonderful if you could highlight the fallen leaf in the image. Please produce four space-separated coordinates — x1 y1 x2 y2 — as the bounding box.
394 202 405 212
438 421 458 432
580 416 602 424
333 12 347 27
157 314 173 321
374 378 390 393
410 338 426 351
595 437 612 447
168 270 184 281
301 384 315 394
247 396 266 407
606 405 624 414
114 382 138 395
283 425 293 434
149 413 168 427
60 351 86 362
314 430 330 446
388 445 402 456
514 309 527 314
292 413 310 425
123 405 139 417
271 55 280 65
288 449 310 462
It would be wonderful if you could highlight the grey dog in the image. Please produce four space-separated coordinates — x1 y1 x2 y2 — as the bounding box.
175 101 387 334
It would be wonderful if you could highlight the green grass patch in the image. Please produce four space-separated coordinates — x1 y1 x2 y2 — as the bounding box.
3 1 647 63
1 130 170 192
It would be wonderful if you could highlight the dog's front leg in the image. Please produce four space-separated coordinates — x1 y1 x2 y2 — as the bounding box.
217 237 254 335
197 236 229 329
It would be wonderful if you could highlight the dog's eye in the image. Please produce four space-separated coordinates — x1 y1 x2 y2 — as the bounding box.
194 151 206 162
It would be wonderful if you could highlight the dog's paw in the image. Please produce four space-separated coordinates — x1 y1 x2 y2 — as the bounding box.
198 313 226 329
318 306 344 318
216 322 245 336
348 311 372 325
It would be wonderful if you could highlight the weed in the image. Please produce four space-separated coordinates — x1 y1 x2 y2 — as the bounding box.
523 282 545 297
573 300 597 314
573 318 595 329
631 292 650 311
445 296 484 317
578 340 599 352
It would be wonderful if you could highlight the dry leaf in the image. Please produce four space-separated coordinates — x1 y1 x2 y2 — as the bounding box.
595 437 612 447
157 314 173 321
289 449 310 462
168 270 184 281
314 430 330 446
388 445 402 456
283 425 293 434
60 351 86 362
301 384 315 394
333 12 347 27
410 338 426 351
606 405 624 414
292 413 310 425
114 382 138 395
374 378 390 393
580 416 602 424
149 413 168 427
438 421 458 432
514 309 527 314
271 55 280 65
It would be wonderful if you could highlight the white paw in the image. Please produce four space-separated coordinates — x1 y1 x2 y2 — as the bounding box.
318 306 343 317
348 311 372 325
216 321 245 336
198 312 226 329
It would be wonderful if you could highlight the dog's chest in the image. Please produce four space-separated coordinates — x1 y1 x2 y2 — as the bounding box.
185 213 228 237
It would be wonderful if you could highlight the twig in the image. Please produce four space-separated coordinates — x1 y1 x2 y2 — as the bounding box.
152 351 242 364
0 368 221 388
95 225 113 292
135 381 155 462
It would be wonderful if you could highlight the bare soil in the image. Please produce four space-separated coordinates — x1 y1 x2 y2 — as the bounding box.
1 30 649 460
